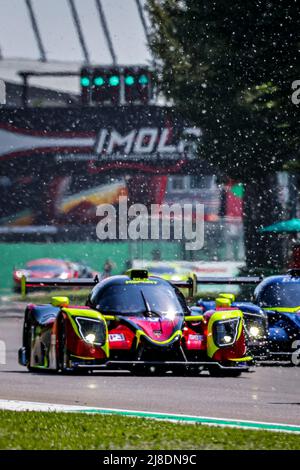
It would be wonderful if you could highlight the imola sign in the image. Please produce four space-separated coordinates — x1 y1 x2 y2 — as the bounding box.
94 127 202 159
0 106 203 174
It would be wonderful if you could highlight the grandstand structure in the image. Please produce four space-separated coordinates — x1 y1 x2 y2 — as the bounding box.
0 0 152 106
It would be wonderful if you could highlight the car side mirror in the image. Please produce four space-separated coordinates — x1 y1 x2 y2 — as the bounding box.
51 296 69 308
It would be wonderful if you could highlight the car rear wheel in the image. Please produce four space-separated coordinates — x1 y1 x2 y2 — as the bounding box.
23 316 34 372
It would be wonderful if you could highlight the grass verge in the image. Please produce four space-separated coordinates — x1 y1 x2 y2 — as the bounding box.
0 411 299 450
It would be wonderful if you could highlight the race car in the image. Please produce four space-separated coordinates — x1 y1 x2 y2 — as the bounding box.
253 269 300 362
196 269 300 363
13 258 96 292
132 260 191 282
18 269 252 376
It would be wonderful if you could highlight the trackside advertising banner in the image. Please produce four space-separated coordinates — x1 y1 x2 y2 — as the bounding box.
0 106 204 228
0 106 202 173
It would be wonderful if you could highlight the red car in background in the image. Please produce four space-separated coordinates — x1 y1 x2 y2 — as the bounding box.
13 258 96 292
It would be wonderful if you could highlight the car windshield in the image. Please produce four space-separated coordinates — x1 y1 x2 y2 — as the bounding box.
93 282 187 317
27 264 65 273
258 282 300 307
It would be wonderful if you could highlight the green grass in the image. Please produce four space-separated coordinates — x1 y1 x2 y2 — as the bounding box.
0 411 299 450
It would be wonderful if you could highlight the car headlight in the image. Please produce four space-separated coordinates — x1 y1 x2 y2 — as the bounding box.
243 315 267 340
75 317 106 346
14 270 24 279
249 326 260 337
213 318 240 347
15 270 29 279
85 333 96 343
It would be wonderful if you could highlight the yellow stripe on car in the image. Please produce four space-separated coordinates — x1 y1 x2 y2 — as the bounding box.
263 306 300 313
228 356 253 362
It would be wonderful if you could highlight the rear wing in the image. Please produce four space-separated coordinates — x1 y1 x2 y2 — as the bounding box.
170 274 263 297
21 273 262 298
21 275 99 298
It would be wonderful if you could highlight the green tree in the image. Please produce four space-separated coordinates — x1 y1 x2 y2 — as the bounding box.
147 0 299 269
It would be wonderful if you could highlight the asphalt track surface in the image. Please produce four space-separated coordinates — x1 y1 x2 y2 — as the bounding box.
1 312 300 426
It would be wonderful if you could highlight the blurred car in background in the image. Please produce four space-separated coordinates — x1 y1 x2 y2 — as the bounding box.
132 260 191 282
69 261 97 279
13 258 97 292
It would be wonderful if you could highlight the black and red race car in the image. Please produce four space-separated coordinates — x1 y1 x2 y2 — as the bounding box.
13 258 96 292
18 270 252 376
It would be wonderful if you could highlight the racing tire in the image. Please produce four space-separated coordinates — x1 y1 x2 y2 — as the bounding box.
23 317 34 372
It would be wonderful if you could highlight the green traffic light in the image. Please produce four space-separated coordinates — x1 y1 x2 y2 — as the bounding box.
81 77 90 87
94 76 105 86
138 74 148 85
109 75 120 86
125 75 135 86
